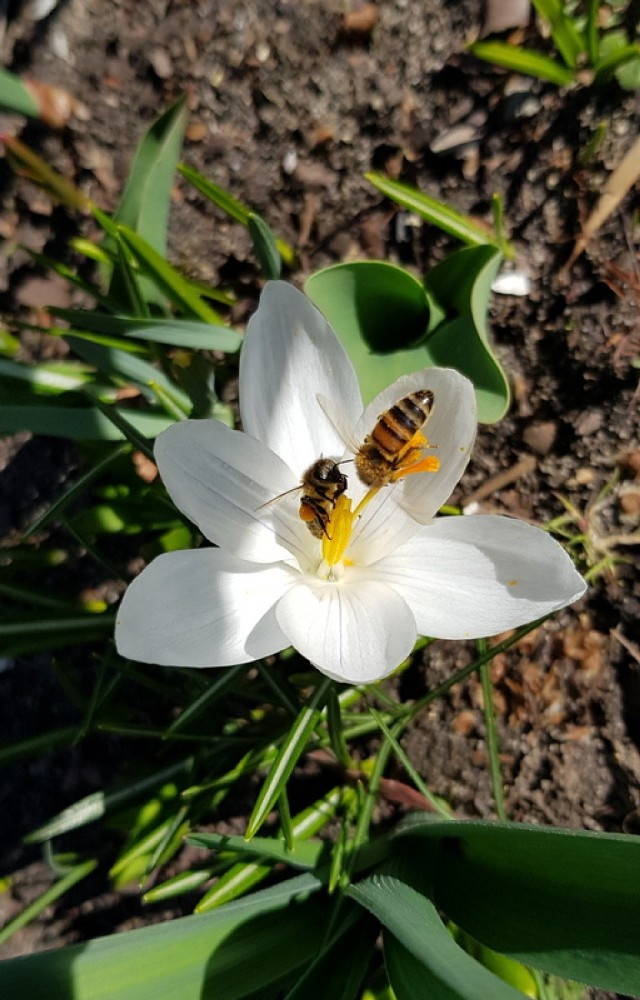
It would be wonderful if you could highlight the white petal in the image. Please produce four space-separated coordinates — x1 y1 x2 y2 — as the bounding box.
348 487 421 566
240 282 363 472
115 549 295 666
368 514 586 639
354 368 477 522
275 578 416 683
155 419 314 566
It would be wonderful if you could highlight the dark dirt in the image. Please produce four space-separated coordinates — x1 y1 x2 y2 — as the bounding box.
1 0 639 991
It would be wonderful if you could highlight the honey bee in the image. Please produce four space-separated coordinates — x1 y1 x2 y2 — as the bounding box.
258 459 348 539
355 389 435 488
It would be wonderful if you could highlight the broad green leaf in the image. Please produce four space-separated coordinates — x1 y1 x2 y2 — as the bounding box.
304 262 434 405
1 873 328 1000
116 225 224 323
0 404 173 440
423 245 510 422
366 173 499 248
283 909 377 1000
114 97 187 257
178 163 297 266
348 875 524 1000
468 41 575 86
0 68 39 117
393 815 640 995
248 212 282 279
53 309 241 351
531 0 585 68
306 251 509 423
452 928 539 998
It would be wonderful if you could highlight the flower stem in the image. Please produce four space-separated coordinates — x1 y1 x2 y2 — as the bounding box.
478 638 507 821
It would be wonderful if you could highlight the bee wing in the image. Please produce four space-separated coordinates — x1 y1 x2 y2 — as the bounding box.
316 393 361 455
255 484 302 512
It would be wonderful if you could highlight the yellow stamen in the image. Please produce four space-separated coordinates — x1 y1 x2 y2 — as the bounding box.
322 495 355 566
391 453 440 481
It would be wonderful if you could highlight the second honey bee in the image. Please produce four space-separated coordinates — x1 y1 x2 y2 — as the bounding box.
298 459 348 538
259 459 348 539
355 389 435 488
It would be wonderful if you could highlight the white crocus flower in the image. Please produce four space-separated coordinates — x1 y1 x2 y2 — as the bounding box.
116 282 586 684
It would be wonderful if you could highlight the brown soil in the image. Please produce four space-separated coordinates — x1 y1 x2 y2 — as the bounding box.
1 1 639 992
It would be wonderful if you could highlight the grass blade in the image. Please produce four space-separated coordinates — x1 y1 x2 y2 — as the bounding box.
0 859 98 948
116 226 224 323
53 309 241 352
468 41 575 85
366 173 497 247
245 678 332 839
531 0 585 68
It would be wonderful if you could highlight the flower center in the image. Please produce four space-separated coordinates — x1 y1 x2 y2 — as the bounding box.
317 435 440 578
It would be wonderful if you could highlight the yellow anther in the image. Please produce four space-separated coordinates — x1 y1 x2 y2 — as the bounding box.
391 453 440 481
322 494 355 566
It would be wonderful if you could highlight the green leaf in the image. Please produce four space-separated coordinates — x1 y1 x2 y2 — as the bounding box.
0 404 173 440
305 262 434 405
348 875 524 1000
23 443 131 539
393 815 640 995
0 615 115 656
25 249 114 309
245 679 332 838
531 0 585 69
53 309 241 352
0 859 98 948
595 31 640 87
114 98 187 258
366 173 500 248
306 251 510 423
0 358 95 394
283 909 378 1000
142 868 215 904
195 858 276 912
423 246 510 423
0 68 40 117
116 225 224 324
1 874 329 1000
26 759 194 842
65 336 192 414
178 163 297 266
187 832 324 870
0 727 80 766
248 212 282 279
468 41 575 86
2 134 90 211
